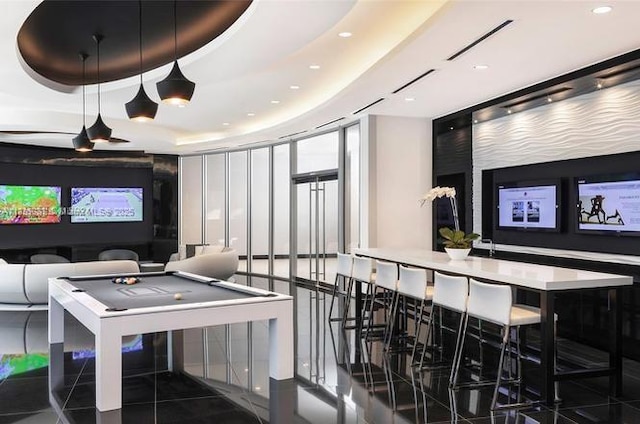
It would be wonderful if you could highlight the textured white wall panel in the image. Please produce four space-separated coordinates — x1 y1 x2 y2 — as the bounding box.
473 79 640 264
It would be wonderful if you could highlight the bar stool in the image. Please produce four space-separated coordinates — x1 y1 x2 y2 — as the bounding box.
419 272 468 373
387 266 433 362
363 260 398 344
342 256 375 331
451 278 545 410
328 252 353 322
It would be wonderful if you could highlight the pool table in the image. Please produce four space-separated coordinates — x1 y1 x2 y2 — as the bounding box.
48 271 293 412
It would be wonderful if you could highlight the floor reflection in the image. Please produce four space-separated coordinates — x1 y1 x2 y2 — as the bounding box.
0 274 639 423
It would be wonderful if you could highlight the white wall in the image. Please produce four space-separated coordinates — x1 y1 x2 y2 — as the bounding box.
367 115 433 249
473 78 640 264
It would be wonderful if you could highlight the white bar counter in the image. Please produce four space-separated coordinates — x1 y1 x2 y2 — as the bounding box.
354 247 633 406
354 248 633 290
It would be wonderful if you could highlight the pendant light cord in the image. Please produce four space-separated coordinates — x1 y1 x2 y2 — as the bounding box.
174 0 177 60
82 55 86 126
96 36 101 113
139 0 143 84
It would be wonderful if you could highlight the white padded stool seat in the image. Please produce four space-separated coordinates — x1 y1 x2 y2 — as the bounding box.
511 304 558 326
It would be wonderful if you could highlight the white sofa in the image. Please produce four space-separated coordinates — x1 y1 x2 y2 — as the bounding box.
165 248 238 281
0 260 140 307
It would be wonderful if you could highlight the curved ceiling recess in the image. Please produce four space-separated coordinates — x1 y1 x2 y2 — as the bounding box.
17 0 252 86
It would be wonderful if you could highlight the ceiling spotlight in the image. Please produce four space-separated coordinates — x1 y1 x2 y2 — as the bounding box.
596 80 604 89
222 122 230 126
474 64 489 70
309 64 320 70
449 126 454 130
507 109 512 114
289 85 300 90
405 97 415 102
592 5 612 14
473 119 478 124
87 34 112 143
247 112 255 117
73 53 93 152
271 100 280 104
156 0 195 106
338 32 352 38
547 96 553 103
126 0 158 122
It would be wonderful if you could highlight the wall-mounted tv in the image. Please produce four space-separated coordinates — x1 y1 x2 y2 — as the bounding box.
0 185 61 224
70 187 143 223
495 180 560 231
576 173 640 235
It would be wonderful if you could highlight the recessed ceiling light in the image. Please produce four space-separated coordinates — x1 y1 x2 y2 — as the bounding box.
338 32 352 38
247 112 255 117
547 97 552 103
592 5 612 14
507 109 512 114
309 64 320 70
449 126 454 130
290 85 300 90
474 119 478 124
596 80 604 89
474 64 489 70
405 97 415 102
222 122 230 126
271 100 280 104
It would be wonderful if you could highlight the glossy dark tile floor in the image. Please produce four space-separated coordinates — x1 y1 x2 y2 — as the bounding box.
1 274 640 423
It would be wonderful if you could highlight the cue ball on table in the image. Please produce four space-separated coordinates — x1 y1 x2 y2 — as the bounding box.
174 293 183 300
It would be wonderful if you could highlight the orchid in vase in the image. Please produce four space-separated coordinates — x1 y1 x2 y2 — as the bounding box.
420 186 479 257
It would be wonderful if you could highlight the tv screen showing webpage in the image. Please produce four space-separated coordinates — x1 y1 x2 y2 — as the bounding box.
0 185 61 224
577 174 640 234
497 183 558 230
70 187 143 223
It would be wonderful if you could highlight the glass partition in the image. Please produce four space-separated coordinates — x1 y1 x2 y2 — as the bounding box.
250 148 269 274
345 124 361 253
205 154 226 246
229 151 248 271
296 132 339 174
179 156 203 245
273 144 290 278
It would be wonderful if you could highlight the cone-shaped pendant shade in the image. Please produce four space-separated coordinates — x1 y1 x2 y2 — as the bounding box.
73 126 93 152
156 61 195 106
87 113 112 143
126 84 158 122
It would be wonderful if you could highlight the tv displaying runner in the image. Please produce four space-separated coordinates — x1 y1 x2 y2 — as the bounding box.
70 187 143 223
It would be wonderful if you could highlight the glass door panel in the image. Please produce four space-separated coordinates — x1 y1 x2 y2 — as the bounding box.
293 171 338 285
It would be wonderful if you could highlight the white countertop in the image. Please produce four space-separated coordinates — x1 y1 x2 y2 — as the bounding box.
354 248 633 291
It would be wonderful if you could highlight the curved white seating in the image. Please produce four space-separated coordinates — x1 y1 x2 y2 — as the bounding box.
0 260 140 307
164 248 238 281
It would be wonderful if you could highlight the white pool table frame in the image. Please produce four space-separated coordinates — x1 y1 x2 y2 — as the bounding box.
48 271 294 412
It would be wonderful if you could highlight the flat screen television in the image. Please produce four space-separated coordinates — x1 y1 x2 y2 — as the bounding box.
0 185 61 224
495 180 560 231
576 173 640 235
70 187 143 223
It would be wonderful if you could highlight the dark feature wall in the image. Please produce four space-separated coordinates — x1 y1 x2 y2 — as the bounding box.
0 143 177 262
433 48 640 359
0 161 152 249
484 151 640 257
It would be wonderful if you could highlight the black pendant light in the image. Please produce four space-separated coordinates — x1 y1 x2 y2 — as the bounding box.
87 34 112 142
73 53 94 152
156 0 195 106
125 0 158 121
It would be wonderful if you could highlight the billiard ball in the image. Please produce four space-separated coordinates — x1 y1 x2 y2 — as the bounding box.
174 293 183 300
